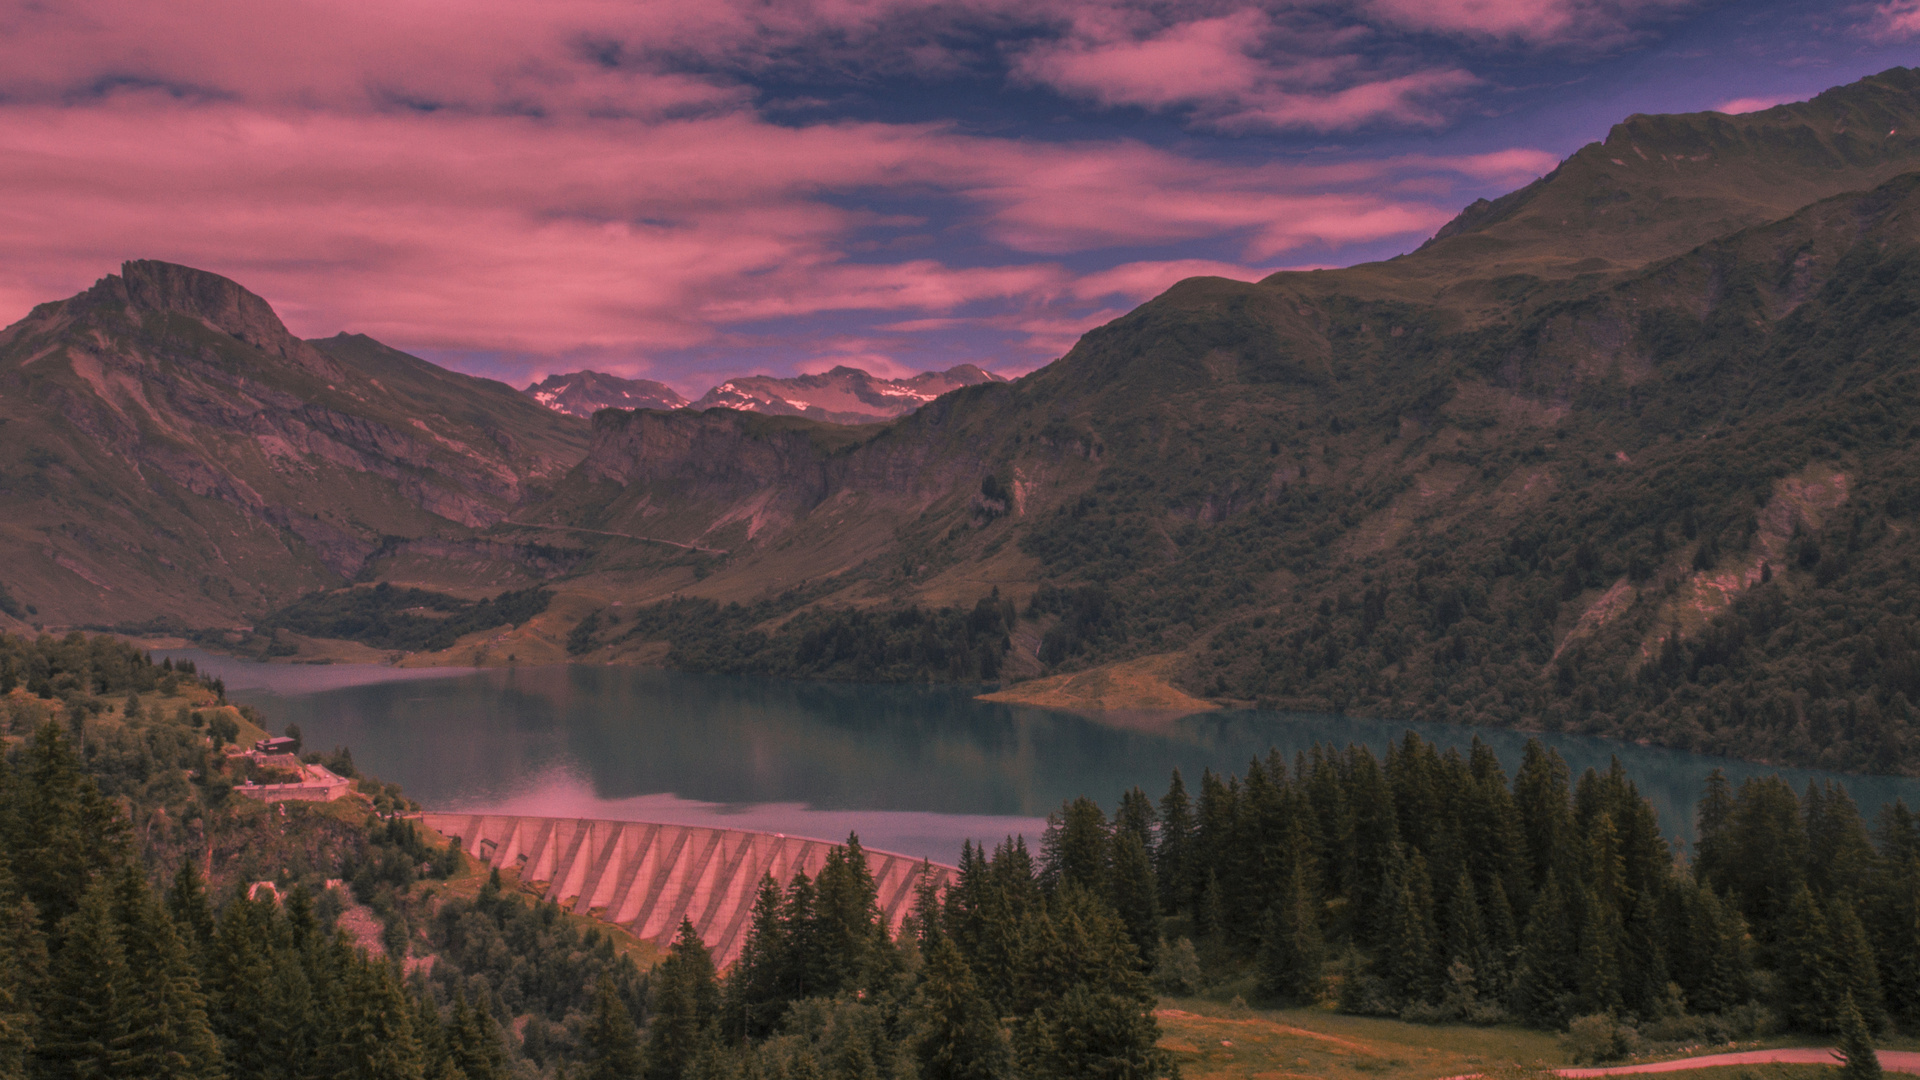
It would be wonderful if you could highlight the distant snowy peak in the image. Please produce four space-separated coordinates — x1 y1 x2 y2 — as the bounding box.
525 364 1004 424
690 364 1005 425
522 371 689 419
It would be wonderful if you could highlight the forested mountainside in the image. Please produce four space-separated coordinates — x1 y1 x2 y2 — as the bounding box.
531 67 1920 775
14 71 1920 774
0 264 589 628
3 630 1917 1079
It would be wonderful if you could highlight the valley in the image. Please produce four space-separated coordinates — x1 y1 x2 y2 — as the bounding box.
10 71 1920 777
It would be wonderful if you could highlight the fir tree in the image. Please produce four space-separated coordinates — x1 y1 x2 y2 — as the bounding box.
1114 788 1155 854
1155 772 1195 915
911 936 1007 1080
814 837 887 996
581 974 644 1080
1834 992 1882 1080
110 865 223 1080
1256 861 1324 1005
723 876 790 1042
165 861 216 957
647 920 719 1080
36 876 128 1079
1378 845 1437 1006
1512 870 1578 1025
1108 832 1159 970
779 872 822 1002
910 863 945 951
1776 882 1841 1032
334 955 425 1080
448 990 512 1080
1041 798 1109 895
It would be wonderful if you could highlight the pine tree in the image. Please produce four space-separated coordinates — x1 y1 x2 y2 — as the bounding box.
647 920 719 1080
777 869 823 1004
410 992 457 1080
1830 902 1887 1032
1512 741 1573 893
1378 845 1437 1007
1108 832 1159 970
1010 888 1166 1080
111 865 223 1080
1834 992 1882 1080
448 989 512 1080
166 861 216 956
334 955 426 1080
724 875 790 1042
581 973 644 1080
1870 854 1920 1031
0 892 36 1080
12 724 130 925
1575 882 1624 1015
202 894 282 1078
1256 861 1324 1005
36 876 128 1079
1155 771 1195 915
814 837 886 997
1776 882 1841 1032
911 936 1008 1080
1512 870 1578 1025
1114 788 1155 852
910 863 945 951
1194 869 1224 942
1040 798 1109 895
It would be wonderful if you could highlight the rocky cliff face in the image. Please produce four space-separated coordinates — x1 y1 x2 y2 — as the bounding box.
0 261 589 626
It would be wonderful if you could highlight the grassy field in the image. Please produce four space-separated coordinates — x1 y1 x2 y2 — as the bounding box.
1155 998 1565 1080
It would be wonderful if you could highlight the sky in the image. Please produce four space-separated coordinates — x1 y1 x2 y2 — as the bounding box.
0 1 1916 397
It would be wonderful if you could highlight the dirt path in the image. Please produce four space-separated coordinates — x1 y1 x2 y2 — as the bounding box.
1559 1048 1920 1076
500 520 728 556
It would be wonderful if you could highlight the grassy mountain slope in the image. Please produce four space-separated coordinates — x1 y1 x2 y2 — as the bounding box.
0 262 590 628
532 68 1920 773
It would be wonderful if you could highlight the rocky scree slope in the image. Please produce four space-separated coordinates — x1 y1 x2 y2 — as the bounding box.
538 67 1920 773
0 261 589 627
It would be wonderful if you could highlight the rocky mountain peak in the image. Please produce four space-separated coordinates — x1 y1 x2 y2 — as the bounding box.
77 260 309 362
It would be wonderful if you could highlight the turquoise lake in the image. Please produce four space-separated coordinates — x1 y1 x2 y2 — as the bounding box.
165 651 1920 865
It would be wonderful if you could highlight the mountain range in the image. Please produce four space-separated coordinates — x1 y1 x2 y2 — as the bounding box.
522 364 1005 424
10 67 1920 772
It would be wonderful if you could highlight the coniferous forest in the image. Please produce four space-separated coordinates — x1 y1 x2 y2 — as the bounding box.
1 631 1918 1079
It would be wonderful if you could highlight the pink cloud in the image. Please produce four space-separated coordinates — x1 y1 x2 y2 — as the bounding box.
1013 8 1479 131
1712 95 1794 115
0 0 1586 382
1363 0 1692 44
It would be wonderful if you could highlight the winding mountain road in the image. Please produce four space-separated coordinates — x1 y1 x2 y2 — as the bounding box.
1557 1048 1920 1076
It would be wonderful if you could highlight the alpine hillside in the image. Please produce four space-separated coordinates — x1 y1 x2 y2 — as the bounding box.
14 70 1920 775
521 67 1920 774
0 264 590 628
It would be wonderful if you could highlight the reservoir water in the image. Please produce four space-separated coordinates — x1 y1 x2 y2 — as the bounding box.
167 651 1920 865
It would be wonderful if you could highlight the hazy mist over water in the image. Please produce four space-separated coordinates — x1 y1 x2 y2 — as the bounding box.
169 652 1920 863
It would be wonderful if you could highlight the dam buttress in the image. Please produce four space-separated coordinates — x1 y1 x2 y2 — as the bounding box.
418 814 958 966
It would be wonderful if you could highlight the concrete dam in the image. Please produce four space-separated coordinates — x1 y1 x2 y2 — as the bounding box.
419 814 958 966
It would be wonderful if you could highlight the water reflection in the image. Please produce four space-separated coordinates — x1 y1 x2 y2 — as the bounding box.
169 652 1920 864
